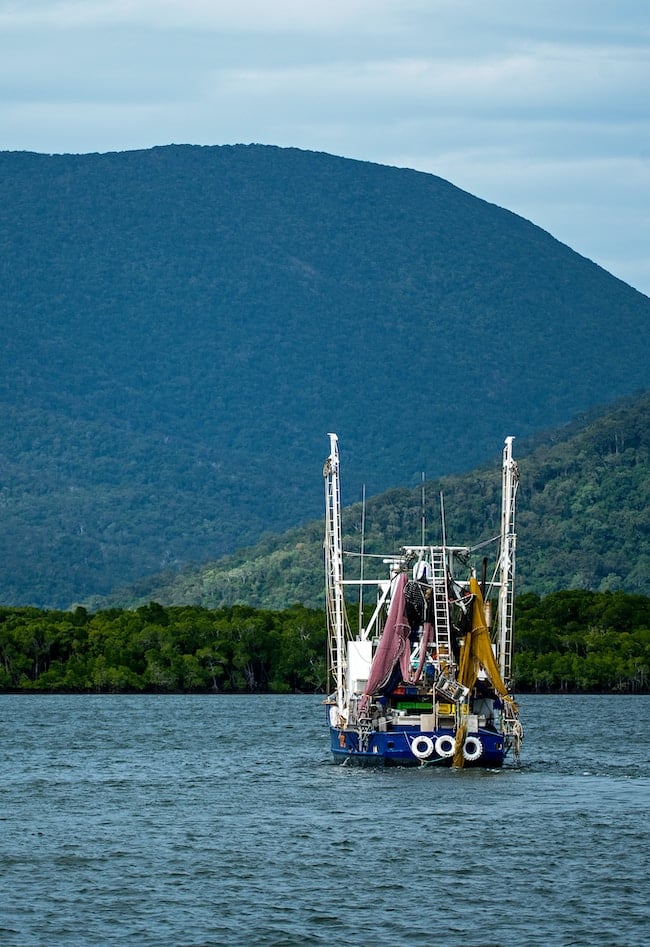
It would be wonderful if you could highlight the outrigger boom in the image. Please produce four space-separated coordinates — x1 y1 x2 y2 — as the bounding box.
323 435 523 767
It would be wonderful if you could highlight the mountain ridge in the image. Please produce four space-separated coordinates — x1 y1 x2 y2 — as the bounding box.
1 143 648 607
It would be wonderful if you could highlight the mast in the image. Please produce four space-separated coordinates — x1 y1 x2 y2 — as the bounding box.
358 484 366 634
497 436 519 682
324 433 346 712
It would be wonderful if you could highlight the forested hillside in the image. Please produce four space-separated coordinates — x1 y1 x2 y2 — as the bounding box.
1 144 649 607
105 389 649 610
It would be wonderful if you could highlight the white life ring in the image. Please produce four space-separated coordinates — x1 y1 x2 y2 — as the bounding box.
411 735 435 760
434 734 456 758
463 736 483 762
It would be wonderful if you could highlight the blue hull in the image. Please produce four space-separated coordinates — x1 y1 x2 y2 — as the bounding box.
329 725 508 767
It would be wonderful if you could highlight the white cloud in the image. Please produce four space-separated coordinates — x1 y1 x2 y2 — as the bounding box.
0 0 393 31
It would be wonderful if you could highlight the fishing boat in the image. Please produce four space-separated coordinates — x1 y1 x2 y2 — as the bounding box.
323 434 523 767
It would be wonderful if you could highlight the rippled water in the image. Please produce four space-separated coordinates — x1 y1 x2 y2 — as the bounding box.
1 694 648 946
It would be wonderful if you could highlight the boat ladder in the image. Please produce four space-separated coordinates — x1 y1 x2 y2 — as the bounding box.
357 716 374 753
500 577 515 681
430 548 452 661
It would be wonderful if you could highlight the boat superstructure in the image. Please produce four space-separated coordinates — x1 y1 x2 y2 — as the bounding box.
324 434 523 767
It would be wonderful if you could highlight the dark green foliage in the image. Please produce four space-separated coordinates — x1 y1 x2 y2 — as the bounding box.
1 144 649 608
109 389 650 610
513 590 650 692
0 603 326 693
0 592 646 694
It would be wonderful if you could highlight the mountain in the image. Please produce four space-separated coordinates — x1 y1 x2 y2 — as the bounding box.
1 144 649 608
96 389 649 611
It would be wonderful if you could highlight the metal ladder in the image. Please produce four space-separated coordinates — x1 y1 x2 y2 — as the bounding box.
430 548 452 661
499 564 516 681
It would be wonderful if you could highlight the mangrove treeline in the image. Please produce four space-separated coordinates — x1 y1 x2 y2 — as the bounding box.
0 589 648 694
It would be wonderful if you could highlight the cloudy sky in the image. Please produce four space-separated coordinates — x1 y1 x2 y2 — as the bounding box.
2 0 649 295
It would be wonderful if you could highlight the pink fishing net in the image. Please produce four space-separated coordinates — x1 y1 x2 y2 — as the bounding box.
360 573 410 712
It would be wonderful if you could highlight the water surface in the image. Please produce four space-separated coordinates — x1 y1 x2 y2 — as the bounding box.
1 694 648 945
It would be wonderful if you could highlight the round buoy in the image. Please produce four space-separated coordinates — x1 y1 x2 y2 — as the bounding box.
462 736 483 762
434 734 456 758
411 735 435 760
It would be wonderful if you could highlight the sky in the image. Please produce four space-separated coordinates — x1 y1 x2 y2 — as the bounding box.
1 0 649 296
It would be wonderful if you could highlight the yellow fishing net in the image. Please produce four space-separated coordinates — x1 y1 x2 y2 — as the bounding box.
453 577 518 767
453 720 467 768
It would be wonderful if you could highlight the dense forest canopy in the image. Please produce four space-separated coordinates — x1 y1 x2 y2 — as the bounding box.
0 602 326 695
1 589 647 695
1 144 649 608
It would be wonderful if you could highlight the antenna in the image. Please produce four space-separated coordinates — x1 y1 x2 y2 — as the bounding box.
420 472 426 545
439 490 447 548
358 483 366 632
